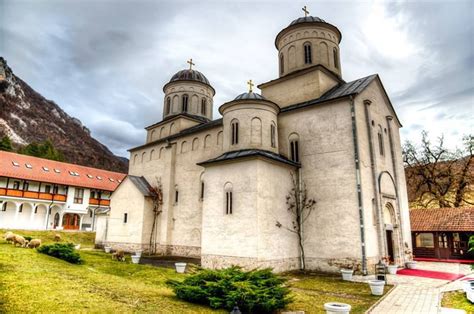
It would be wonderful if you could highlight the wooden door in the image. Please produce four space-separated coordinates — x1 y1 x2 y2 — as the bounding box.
437 232 450 259
62 214 80 230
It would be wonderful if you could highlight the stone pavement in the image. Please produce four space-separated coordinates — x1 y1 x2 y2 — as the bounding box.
352 262 473 314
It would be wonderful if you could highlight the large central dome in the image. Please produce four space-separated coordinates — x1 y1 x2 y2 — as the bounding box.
169 69 211 86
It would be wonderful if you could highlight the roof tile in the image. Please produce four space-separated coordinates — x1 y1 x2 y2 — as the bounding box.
410 207 474 232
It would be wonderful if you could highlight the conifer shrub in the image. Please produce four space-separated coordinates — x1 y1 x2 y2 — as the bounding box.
37 243 83 264
167 266 291 313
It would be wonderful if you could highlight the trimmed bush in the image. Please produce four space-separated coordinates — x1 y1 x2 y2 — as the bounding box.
167 266 291 313
37 243 83 264
23 236 33 242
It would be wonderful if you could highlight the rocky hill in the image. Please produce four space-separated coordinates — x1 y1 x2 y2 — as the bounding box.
0 57 128 173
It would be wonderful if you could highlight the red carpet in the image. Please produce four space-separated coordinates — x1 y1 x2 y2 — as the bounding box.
396 268 464 281
414 257 474 264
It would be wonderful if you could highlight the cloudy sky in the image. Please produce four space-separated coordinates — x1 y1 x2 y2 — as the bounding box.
0 0 472 157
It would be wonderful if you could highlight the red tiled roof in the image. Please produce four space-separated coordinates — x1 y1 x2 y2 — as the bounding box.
410 207 474 232
0 151 126 191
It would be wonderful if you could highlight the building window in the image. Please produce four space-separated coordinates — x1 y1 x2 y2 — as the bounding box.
34 206 38 214
231 120 239 145
200 181 205 200
74 188 84 204
304 43 312 64
53 185 59 194
175 190 179 204
182 94 189 112
279 54 284 75
13 181 20 190
290 140 299 162
333 48 339 69
123 213 128 223
415 233 434 248
19 204 23 213
22 182 29 191
90 191 95 199
271 123 276 148
378 126 384 156
45 185 51 194
201 99 206 115
166 97 171 114
1 203 6 211
224 183 233 215
89 210 93 218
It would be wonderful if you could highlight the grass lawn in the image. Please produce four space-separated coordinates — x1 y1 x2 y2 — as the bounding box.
442 291 474 313
1 229 389 313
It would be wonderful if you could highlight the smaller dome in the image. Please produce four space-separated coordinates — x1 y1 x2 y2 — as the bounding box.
289 16 326 26
169 69 210 86
234 92 266 101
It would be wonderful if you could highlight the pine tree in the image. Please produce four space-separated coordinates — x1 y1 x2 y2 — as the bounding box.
0 136 13 151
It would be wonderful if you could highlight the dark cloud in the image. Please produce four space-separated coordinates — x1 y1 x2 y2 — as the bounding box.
0 0 472 156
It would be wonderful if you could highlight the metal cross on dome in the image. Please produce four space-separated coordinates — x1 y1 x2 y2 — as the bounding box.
247 79 254 93
187 58 195 70
302 5 309 17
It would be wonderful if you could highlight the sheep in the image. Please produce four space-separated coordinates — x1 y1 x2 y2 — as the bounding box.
54 234 61 242
12 235 27 247
112 249 125 262
4 232 15 244
27 239 42 249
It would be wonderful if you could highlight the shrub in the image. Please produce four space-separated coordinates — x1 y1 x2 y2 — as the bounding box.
24 236 32 242
37 243 83 264
167 266 291 313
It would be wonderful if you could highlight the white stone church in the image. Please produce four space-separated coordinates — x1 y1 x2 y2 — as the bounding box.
96 13 412 274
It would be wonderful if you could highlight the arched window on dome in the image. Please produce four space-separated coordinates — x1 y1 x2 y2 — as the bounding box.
279 54 284 75
304 42 312 64
270 122 276 148
182 94 189 112
231 119 239 145
166 97 171 115
201 98 206 115
333 48 339 69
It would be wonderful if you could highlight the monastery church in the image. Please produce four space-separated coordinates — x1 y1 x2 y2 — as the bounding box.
96 11 412 274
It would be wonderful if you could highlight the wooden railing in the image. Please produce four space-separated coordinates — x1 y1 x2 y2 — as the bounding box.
88 198 110 206
0 188 67 202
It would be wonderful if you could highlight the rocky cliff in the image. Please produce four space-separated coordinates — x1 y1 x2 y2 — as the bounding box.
0 57 128 173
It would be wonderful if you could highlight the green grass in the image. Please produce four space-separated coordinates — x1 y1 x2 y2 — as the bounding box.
1 229 96 248
442 291 474 313
0 230 389 313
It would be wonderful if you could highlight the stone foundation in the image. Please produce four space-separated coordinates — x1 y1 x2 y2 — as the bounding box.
201 254 301 272
95 241 201 258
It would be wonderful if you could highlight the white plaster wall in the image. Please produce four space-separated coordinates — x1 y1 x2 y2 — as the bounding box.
65 187 90 213
163 81 214 120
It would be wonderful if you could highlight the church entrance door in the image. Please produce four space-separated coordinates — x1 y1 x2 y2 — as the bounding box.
386 230 394 263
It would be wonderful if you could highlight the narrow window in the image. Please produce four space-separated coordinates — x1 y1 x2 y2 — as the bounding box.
53 185 59 194
182 94 189 112
89 210 93 218
290 140 300 163
123 213 128 223
279 54 284 75
200 181 205 200
333 48 339 69
226 191 233 215
19 204 23 213
1 203 6 211
201 99 206 115
97 191 102 199
34 206 38 214
166 97 171 114
13 181 20 190
175 190 179 203
304 43 312 64
74 188 84 204
45 185 51 194
378 126 384 156
271 124 276 148
90 191 95 199
23 182 29 191
231 120 239 145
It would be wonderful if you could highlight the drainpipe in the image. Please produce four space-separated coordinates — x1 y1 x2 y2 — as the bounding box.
350 95 367 275
364 100 386 259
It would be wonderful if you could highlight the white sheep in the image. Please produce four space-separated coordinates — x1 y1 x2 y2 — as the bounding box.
27 239 42 249
4 232 15 244
12 235 26 247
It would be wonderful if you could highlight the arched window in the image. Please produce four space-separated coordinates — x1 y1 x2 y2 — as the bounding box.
333 48 339 69
174 185 179 204
182 94 189 112
200 181 205 200
270 122 276 148
304 43 312 64
378 125 384 156
201 99 206 115
279 54 284 75
166 97 171 114
224 183 233 215
289 133 300 163
231 119 239 145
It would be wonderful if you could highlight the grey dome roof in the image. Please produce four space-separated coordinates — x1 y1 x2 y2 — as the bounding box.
234 92 266 101
289 16 326 26
169 69 211 86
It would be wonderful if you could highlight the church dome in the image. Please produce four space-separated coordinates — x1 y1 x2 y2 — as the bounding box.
169 69 211 86
234 91 266 101
289 16 326 26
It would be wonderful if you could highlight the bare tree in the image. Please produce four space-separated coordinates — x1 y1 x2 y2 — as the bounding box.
403 131 473 208
148 178 163 254
276 172 316 270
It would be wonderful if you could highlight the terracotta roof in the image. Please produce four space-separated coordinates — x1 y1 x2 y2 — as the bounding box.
410 207 474 232
0 151 126 191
